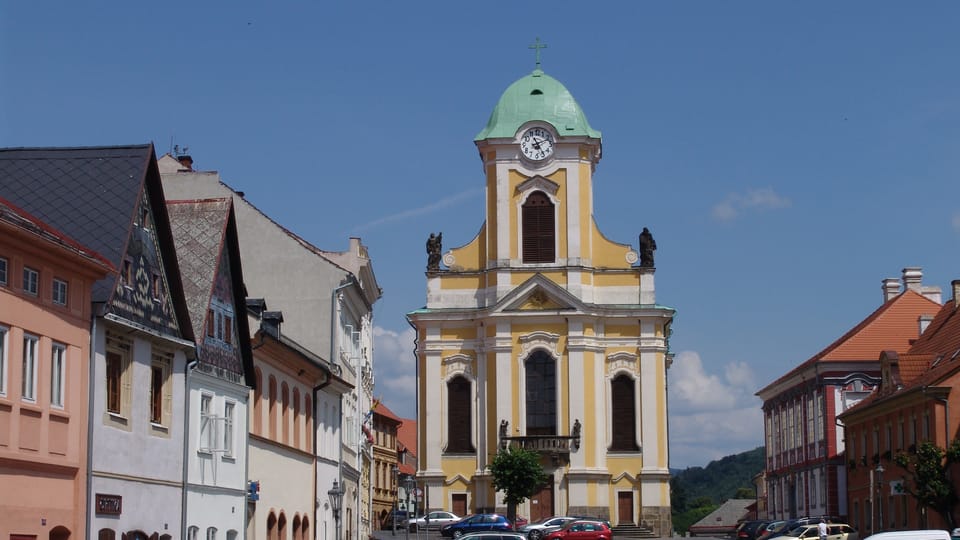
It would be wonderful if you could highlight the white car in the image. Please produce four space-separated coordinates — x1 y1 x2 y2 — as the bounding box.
518 517 577 540
409 511 462 532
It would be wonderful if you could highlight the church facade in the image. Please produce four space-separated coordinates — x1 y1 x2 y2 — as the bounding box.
408 66 675 535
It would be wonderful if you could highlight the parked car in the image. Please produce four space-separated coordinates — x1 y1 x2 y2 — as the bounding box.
864 532 950 540
459 533 528 540
409 511 462 532
442 514 513 538
518 516 578 540
542 520 612 540
514 517 530 528
758 521 789 540
770 523 859 540
383 510 410 530
737 520 772 540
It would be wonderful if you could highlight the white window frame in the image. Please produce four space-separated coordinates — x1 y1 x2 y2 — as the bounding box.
52 278 68 306
22 334 38 401
51 342 66 408
187 526 199 540
199 393 214 453
206 527 217 540
223 400 235 457
0 257 7 286
23 266 39 296
0 325 7 396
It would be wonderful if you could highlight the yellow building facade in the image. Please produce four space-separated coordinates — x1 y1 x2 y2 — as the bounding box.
408 67 675 535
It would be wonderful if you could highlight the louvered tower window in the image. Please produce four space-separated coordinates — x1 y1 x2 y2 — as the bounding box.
522 191 555 263
446 376 474 452
525 350 556 435
610 374 640 451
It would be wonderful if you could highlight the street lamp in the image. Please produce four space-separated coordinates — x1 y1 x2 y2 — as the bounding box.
403 475 418 540
329 479 344 540
875 464 885 532
392 465 400 536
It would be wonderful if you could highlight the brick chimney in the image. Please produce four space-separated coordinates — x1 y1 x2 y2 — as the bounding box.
882 278 900 302
176 154 194 171
954 280 960 308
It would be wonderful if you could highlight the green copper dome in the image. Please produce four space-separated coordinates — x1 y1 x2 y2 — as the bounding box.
475 69 601 141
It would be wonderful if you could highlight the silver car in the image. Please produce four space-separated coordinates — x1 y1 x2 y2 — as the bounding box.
518 517 578 540
458 533 527 540
409 510 463 532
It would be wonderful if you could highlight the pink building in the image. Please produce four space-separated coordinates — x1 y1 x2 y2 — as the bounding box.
0 197 113 539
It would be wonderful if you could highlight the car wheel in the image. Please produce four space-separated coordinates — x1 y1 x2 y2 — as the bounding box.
409 525 417 533
530 530 542 540
453 530 464 538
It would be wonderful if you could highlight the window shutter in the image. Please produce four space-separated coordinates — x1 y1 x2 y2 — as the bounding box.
447 376 474 453
207 309 215 337
610 375 639 451
522 192 555 263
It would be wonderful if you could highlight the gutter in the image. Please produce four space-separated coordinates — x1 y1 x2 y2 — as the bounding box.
84 312 99 540
314 372 334 540
181 356 199 539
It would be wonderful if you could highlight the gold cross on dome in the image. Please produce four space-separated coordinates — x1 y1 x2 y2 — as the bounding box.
529 37 547 69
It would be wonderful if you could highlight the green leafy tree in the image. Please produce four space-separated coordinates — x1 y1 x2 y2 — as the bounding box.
489 446 549 528
734 487 756 499
893 439 960 529
671 476 689 513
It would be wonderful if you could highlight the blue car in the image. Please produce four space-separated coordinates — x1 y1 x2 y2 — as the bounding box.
441 514 513 538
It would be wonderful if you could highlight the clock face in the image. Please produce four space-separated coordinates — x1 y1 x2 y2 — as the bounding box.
520 127 555 161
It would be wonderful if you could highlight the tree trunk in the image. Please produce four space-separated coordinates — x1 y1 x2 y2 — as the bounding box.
507 503 517 530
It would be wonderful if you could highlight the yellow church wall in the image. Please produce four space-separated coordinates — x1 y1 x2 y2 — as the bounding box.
654 351 669 468
487 163 498 260
510 270 567 286
593 272 640 287
590 217 633 269
440 326 477 341
582 350 598 466
445 223 486 273
604 324 638 338
579 161 592 256
546 169 569 260
440 274 484 290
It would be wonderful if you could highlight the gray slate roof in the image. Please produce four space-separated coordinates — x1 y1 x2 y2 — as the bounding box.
0 144 193 340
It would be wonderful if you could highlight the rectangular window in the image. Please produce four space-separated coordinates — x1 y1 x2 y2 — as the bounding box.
52 278 68 306
0 257 7 285
0 326 7 395
122 259 132 287
150 364 164 423
200 394 213 451
207 309 216 337
106 351 123 414
151 273 161 302
22 334 38 401
223 401 235 456
898 416 905 450
51 343 66 407
23 266 39 295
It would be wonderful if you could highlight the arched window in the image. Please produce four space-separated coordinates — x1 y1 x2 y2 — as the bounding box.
304 395 312 453
610 374 639 451
267 512 278 540
525 350 556 435
522 191 555 263
292 515 302 540
281 383 290 444
226 532 238 540
206 527 217 540
98 529 115 540
268 375 278 440
49 526 70 540
278 512 287 540
301 517 309 540
187 527 199 540
253 368 263 435
293 387 301 449
446 375 474 452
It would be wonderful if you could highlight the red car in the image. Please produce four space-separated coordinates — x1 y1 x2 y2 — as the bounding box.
543 520 612 540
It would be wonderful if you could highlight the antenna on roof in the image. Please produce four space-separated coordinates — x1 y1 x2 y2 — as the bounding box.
173 144 190 157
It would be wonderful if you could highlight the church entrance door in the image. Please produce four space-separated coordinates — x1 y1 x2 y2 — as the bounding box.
529 480 554 522
617 491 634 525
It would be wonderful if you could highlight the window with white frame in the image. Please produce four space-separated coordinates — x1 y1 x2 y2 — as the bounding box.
206 300 234 347
200 393 214 452
0 325 7 396
52 278 68 306
187 526 199 540
22 334 38 401
51 342 66 407
150 354 172 427
223 400 235 457
206 527 217 540
0 257 7 285
23 266 38 295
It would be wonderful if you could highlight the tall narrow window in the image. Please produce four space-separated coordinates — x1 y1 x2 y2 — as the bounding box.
0 326 7 396
446 375 474 452
610 373 640 451
106 351 122 413
521 191 555 263
51 343 66 407
150 363 164 423
187 527 199 540
22 334 38 401
223 401 235 457
52 278 68 306
23 266 39 295
0 257 7 285
200 394 213 451
206 527 217 540
525 350 556 435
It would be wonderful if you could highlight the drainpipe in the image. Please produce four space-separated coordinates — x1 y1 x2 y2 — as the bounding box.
330 281 353 536
85 312 99 540
182 355 199 539
314 372 334 540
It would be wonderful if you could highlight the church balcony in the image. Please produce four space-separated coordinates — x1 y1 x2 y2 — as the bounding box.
501 435 580 465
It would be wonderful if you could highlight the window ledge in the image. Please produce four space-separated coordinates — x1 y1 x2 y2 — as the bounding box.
221 454 236 463
150 422 169 433
19 400 42 413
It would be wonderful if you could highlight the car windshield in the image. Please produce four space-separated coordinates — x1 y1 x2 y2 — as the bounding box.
785 526 808 536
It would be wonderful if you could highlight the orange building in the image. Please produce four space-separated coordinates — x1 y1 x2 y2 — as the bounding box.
839 280 960 534
0 197 113 539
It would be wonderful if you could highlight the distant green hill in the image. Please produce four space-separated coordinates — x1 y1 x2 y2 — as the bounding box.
670 446 765 533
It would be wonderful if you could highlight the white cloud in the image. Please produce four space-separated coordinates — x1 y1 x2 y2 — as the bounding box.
711 187 791 222
668 350 764 468
373 326 417 418
352 188 483 232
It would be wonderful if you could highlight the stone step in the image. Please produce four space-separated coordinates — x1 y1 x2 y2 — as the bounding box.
611 524 658 538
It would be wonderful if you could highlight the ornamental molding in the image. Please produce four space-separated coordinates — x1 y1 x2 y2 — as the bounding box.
518 331 561 360
442 354 475 379
606 351 638 375
516 175 560 198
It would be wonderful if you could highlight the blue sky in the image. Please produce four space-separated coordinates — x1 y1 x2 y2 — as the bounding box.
3 2 959 469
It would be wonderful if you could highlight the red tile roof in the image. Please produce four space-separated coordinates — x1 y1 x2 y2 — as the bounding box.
759 290 940 395
397 417 417 457
375 402 403 423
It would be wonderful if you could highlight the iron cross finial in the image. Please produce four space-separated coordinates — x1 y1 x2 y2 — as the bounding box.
529 37 547 70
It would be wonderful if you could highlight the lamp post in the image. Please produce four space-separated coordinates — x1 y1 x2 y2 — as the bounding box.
875 463 884 532
329 479 344 540
402 475 417 540
392 465 400 536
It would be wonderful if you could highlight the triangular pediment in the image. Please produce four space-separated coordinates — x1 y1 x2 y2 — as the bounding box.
516 175 559 197
495 274 584 313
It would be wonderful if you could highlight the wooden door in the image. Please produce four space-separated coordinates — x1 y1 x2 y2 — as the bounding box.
530 481 554 522
452 493 467 516
617 491 634 525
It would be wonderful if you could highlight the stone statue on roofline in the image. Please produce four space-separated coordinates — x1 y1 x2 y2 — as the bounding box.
426 232 442 272
639 227 656 268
